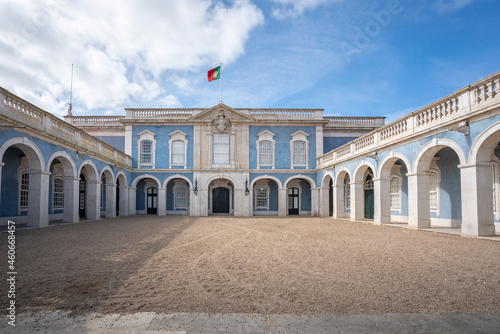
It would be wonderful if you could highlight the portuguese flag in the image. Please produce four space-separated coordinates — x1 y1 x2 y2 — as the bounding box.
207 66 221 82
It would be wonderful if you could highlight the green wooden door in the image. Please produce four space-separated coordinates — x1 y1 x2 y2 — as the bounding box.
364 175 374 219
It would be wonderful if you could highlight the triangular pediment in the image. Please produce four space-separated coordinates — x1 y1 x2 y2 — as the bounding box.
189 103 255 122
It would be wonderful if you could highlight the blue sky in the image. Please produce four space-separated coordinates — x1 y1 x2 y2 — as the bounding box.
1 0 499 122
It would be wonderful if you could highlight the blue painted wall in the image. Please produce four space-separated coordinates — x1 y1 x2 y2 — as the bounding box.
0 146 22 217
323 137 357 154
249 126 316 169
432 147 462 220
300 180 311 211
391 160 408 217
136 179 146 211
94 136 125 152
132 125 194 169
166 179 189 211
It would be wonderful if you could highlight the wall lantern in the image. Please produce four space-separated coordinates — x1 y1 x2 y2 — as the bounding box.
193 180 198 196
245 178 250 196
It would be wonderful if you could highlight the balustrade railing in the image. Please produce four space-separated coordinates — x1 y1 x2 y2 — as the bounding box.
317 71 500 168
71 116 125 125
0 87 132 168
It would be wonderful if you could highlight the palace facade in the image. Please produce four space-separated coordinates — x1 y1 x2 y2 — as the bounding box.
1 71 500 238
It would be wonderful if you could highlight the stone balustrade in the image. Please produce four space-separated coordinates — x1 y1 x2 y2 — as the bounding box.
324 116 385 126
0 87 132 168
249 109 323 119
317 71 500 168
69 116 125 126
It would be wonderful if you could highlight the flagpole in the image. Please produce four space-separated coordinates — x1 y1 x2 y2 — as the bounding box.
220 62 222 104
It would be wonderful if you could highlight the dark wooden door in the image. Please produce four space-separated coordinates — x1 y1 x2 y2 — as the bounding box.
364 175 374 219
147 187 158 214
288 187 299 215
329 179 333 216
213 187 230 213
79 173 86 218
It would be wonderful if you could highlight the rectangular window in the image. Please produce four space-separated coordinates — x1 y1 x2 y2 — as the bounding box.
20 172 29 208
213 132 230 164
53 177 64 208
345 180 351 210
293 141 306 165
390 177 400 210
171 140 185 165
141 140 153 164
429 172 438 210
256 188 268 208
175 187 188 209
259 141 273 165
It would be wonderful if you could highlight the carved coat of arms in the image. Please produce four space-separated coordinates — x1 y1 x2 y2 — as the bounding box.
213 112 230 132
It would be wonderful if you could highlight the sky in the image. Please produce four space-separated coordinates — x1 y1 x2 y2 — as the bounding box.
0 0 499 123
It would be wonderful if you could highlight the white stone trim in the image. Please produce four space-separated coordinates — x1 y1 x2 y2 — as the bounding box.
256 130 276 169
137 130 156 168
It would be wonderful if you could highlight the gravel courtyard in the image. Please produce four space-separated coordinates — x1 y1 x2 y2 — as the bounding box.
1 216 500 316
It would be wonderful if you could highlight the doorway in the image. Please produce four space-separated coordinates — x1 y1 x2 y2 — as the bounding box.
364 175 374 219
79 173 86 218
147 187 158 214
212 187 230 213
288 187 299 215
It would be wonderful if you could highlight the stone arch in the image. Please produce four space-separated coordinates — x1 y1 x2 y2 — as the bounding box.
115 171 129 217
205 175 237 189
320 171 334 217
284 174 316 188
163 174 193 189
131 174 161 188
378 152 412 178
353 161 377 183
413 138 466 173
469 121 500 164
334 167 351 186
250 175 283 189
0 137 47 227
47 151 77 178
376 152 411 225
207 177 235 215
46 151 78 223
0 137 45 171
100 166 116 218
78 160 100 220
78 160 99 182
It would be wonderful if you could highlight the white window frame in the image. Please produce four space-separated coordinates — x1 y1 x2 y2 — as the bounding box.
254 180 270 210
137 130 157 168
53 175 64 209
19 170 29 211
213 132 230 165
345 175 351 210
491 156 500 221
256 130 276 169
169 130 188 169
390 176 401 212
429 157 440 216
174 185 188 210
290 131 309 169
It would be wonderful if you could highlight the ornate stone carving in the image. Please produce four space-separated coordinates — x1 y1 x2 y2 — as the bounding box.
212 111 231 132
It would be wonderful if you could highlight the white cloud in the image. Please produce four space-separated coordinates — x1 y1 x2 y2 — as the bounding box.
432 0 476 14
271 0 343 19
0 0 264 116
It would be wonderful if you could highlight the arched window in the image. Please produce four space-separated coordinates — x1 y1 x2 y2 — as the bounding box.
140 140 153 164
53 176 64 208
290 131 309 169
